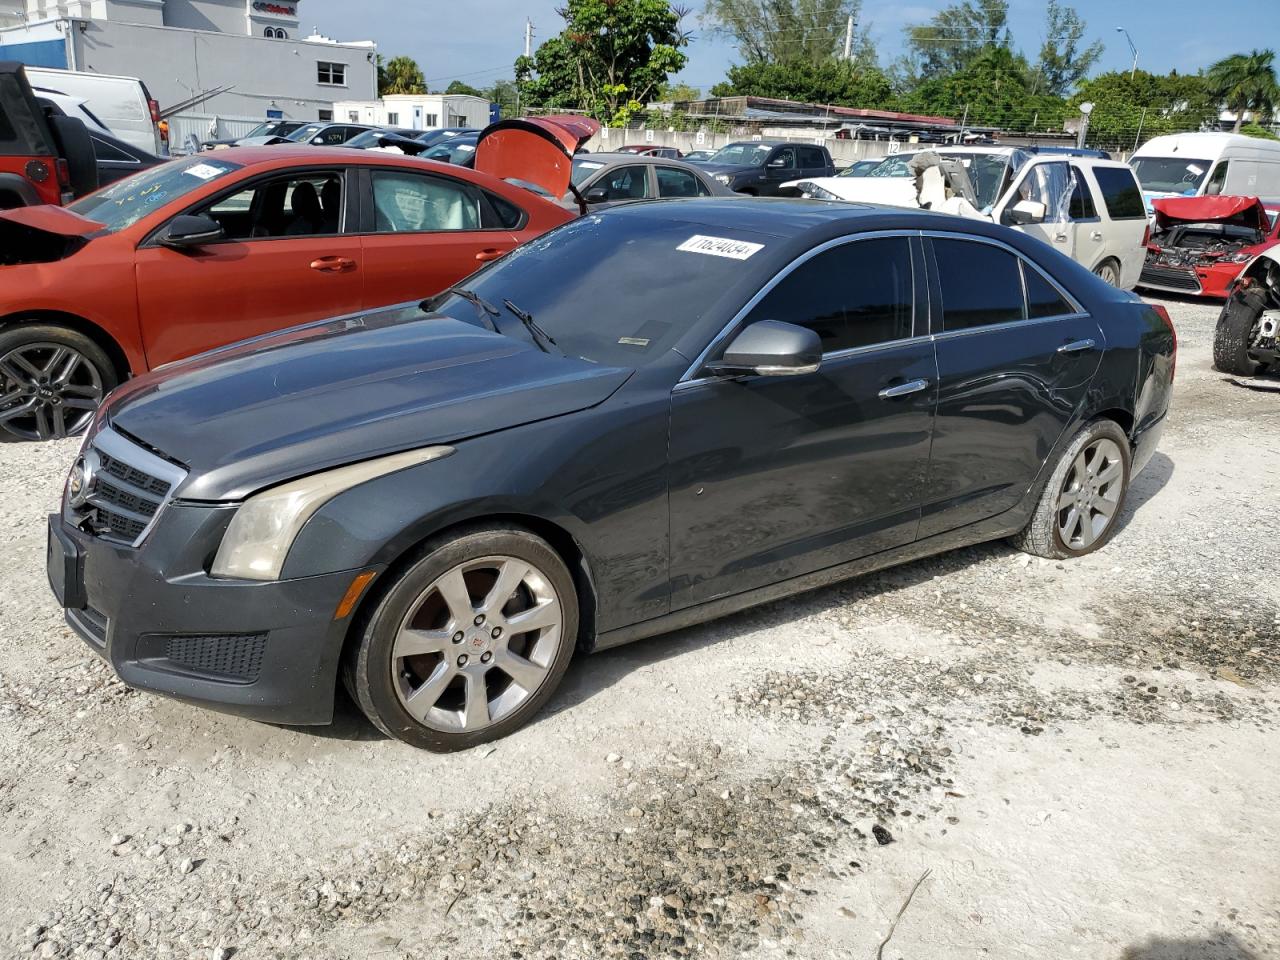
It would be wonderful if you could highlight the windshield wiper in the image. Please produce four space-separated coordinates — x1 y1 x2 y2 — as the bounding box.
422 286 499 332
502 299 562 356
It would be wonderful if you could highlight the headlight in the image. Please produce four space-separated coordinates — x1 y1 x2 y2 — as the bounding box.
211 445 454 581
714 173 732 185
799 184 840 202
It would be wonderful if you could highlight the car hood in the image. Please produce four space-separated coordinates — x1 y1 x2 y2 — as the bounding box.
697 162 756 178
102 304 633 501
1151 195 1271 233
788 176 917 204
0 204 104 265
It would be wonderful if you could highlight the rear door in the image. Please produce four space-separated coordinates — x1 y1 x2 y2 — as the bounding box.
1085 164 1149 288
654 165 710 198
355 166 524 307
919 234 1103 537
134 167 363 367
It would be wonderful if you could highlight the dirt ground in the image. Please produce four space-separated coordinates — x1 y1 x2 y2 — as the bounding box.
1 294 1277 960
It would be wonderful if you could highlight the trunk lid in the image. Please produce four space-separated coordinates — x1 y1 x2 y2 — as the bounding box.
474 115 600 201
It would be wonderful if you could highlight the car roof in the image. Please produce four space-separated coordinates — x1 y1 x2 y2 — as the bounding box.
194 144 472 169
581 152 699 166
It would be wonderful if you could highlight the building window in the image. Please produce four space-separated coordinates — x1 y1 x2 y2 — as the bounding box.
318 109 333 121
277 29 287 38
347 111 359 122
263 27 287 38
423 113 438 127
386 112 398 126
317 61 346 86
263 27 272 36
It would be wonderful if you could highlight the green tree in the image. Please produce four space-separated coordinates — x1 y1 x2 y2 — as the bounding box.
899 0 1011 86
1206 49 1278 133
379 55 426 96
485 79 519 119
1068 70 1218 149
658 81 702 102
1033 0 1102 96
444 80 485 98
701 0 874 67
900 45 1067 131
1240 121 1279 140
709 59 893 108
515 0 689 124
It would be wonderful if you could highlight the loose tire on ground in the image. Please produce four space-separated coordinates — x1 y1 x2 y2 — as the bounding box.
343 525 579 751
1011 418 1131 560
1214 285 1267 376
0 323 117 442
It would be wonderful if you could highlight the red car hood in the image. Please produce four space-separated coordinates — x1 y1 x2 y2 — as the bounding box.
0 203 104 236
1151 195 1271 233
474 114 600 201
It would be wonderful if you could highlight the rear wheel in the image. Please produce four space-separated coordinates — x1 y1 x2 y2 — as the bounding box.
1011 419 1131 559
1214 285 1267 376
344 526 578 751
0 325 116 441
1093 259 1121 286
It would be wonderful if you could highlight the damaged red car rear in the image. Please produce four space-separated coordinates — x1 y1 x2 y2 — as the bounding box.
1139 195 1280 299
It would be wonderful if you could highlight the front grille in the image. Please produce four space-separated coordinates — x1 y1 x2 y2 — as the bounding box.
164 634 267 682
71 428 186 547
1140 265 1202 293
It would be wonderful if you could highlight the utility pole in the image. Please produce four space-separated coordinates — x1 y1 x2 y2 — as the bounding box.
1132 107 1147 154
524 18 533 59
843 16 854 60
1115 27 1138 80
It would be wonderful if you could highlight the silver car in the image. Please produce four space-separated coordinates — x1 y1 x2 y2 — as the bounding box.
564 153 737 209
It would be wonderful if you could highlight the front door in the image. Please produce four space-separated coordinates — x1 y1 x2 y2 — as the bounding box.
669 235 937 608
996 159 1077 262
357 167 523 307
919 235 1104 538
761 145 799 195
135 168 363 367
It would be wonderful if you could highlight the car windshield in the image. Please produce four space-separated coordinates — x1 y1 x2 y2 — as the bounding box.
866 154 916 177
425 137 476 163
429 213 766 367
935 151 1017 209
68 157 243 234
1131 156 1212 193
242 121 274 138
285 123 326 142
708 143 772 166
345 129 404 148
838 159 880 177
570 158 609 186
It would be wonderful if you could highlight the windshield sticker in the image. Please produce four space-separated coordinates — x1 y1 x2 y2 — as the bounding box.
456 144 476 152
618 337 650 347
677 234 765 260
1187 164 1205 176
183 162 230 181
576 161 605 170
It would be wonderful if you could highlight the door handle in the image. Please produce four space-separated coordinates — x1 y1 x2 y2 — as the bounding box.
878 378 930 399
1054 233 1069 243
475 248 505 262
310 256 356 273
1057 338 1097 354
1091 230 1104 241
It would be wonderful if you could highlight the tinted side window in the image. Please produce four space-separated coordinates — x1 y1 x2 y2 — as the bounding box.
597 165 651 200
1069 167 1097 219
1093 166 1146 220
799 146 826 167
656 166 702 198
484 190 524 229
743 238 914 353
1023 263 1074 319
770 147 798 168
92 136 138 163
933 238 1024 330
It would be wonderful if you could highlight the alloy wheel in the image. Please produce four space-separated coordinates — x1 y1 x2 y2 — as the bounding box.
1095 262 1119 286
391 555 564 733
0 342 104 441
1055 437 1124 551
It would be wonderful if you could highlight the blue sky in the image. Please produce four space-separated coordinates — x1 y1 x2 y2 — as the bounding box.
302 0 1272 96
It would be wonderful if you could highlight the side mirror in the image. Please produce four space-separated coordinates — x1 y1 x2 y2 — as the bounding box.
161 214 224 248
767 157 789 169
705 320 821 377
1005 199 1047 226
585 186 610 204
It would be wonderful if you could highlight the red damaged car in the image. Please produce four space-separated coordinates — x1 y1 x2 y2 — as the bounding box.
0 115 596 440
1138 195 1280 299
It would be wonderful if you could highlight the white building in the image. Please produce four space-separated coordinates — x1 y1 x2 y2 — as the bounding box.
0 0 376 124
333 93 492 132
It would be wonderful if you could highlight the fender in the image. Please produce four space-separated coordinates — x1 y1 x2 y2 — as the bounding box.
0 172 40 207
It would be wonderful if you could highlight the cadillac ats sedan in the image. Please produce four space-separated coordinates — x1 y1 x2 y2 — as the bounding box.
47 199 1176 751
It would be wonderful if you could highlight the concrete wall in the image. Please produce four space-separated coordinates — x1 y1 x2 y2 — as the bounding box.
70 18 375 117
586 127 897 168
164 0 246 32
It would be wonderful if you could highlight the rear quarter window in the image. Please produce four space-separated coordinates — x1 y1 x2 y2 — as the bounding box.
1092 167 1146 220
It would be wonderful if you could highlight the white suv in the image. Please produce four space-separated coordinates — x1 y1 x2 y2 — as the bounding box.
788 147 1149 288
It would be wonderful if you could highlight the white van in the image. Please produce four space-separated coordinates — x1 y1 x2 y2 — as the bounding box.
24 67 166 156
1129 132 1280 212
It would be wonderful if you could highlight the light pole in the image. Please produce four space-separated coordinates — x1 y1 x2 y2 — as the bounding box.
1115 27 1138 79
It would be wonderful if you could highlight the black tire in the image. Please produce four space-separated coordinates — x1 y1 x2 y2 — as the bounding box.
1214 285 1267 376
343 525 579 751
0 323 118 442
47 115 99 198
1010 419 1131 560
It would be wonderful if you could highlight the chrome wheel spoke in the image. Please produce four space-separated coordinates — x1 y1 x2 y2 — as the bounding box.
2 353 41 380
495 648 548 693
1078 512 1099 547
402 662 454 721
396 627 451 657
504 599 558 635
461 672 490 730
1059 505 1081 544
0 398 37 423
1093 496 1117 519
33 405 54 440
482 558 529 614
1096 459 1122 486
435 566 474 627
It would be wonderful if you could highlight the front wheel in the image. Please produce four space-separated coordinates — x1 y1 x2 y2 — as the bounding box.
344 526 579 751
1011 419 1131 559
0 325 116 442
1214 285 1267 376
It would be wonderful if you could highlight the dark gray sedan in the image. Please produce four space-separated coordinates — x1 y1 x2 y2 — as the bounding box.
565 153 736 208
48 200 1175 751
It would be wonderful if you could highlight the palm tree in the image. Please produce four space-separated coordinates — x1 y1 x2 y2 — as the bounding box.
380 56 426 96
1207 49 1278 133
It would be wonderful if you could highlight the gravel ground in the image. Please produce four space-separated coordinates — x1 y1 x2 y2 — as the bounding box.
1 294 1278 960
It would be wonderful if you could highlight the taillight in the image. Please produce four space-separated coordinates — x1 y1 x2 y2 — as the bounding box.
1142 223 1151 247
148 98 161 123
1152 304 1176 381
55 158 70 188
